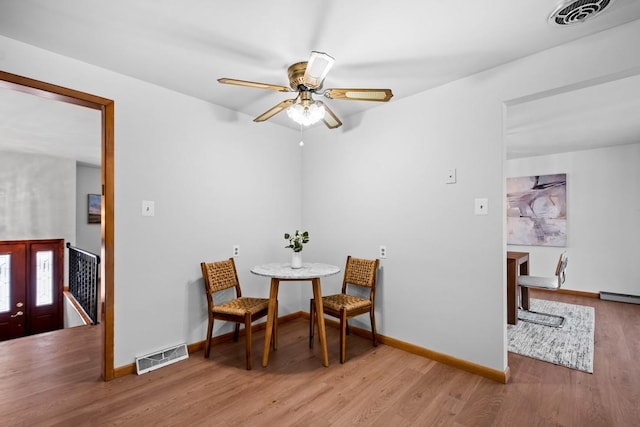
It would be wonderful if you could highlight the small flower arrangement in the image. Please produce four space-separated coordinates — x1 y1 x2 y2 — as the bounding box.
284 230 309 253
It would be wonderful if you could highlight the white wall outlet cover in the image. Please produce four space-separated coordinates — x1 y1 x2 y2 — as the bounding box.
233 245 240 257
474 198 488 215
379 245 387 259
446 168 457 184
142 200 155 216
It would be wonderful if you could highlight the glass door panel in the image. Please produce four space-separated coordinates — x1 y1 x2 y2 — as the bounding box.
28 240 63 336
36 250 53 306
0 254 10 313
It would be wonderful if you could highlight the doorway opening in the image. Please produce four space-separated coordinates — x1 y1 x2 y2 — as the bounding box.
0 70 115 381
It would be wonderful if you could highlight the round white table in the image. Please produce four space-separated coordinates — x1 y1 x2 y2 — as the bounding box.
251 262 340 367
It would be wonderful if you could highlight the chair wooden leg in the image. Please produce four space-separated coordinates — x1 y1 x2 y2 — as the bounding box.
245 313 252 370
370 308 378 347
309 298 315 348
521 286 530 310
340 309 348 364
204 317 214 358
233 322 240 342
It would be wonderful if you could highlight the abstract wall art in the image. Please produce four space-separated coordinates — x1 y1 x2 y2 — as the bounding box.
507 173 566 247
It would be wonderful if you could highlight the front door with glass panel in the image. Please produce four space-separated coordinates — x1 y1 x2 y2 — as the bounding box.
0 239 63 341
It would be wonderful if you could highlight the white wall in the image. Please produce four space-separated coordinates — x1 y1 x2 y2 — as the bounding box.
302 20 640 372
506 143 640 296
0 35 301 367
302 72 506 370
75 164 101 256
2 18 639 373
0 151 76 283
0 151 76 244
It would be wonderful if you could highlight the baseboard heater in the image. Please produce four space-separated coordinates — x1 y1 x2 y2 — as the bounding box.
599 291 640 305
135 343 189 375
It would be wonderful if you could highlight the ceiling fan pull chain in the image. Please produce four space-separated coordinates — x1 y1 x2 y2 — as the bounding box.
299 125 304 147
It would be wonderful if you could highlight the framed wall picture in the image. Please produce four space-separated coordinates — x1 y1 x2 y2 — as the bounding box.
88 194 101 224
506 173 567 247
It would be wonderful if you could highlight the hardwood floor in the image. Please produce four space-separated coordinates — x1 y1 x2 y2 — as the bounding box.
1 291 638 426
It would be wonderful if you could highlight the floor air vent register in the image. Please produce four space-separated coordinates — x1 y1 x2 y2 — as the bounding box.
135 343 189 375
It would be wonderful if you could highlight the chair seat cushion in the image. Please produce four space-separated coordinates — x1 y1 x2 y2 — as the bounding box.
212 297 269 315
518 275 560 289
322 293 371 312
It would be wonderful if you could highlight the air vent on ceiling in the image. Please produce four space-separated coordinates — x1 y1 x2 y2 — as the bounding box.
135 343 189 375
549 0 613 25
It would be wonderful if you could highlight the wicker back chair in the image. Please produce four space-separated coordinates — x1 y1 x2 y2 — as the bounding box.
200 258 276 369
309 256 379 363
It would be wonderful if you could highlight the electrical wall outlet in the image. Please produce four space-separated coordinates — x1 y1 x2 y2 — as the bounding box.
233 245 240 257
379 245 387 259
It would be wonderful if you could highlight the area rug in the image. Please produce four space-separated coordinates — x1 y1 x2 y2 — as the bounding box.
507 298 595 373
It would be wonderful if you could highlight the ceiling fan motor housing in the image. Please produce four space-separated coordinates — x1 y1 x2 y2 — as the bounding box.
288 62 309 90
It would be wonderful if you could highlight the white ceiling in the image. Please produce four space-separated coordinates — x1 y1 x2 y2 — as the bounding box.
0 87 101 165
506 73 640 159
1 0 640 164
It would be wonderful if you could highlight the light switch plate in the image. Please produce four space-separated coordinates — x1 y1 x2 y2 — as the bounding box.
474 198 488 215
142 200 155 216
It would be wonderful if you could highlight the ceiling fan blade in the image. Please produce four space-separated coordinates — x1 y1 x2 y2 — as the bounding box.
319 102 342 129
218 78 291 92
324 88 393 102
254 98 296 122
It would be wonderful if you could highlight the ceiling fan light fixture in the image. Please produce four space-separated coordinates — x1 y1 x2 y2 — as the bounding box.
286 101 326 126
303 51 335 88
219 50 392 129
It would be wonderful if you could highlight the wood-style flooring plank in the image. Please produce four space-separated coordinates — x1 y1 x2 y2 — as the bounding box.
0 290 639 426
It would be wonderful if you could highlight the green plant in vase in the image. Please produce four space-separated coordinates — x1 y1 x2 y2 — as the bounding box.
284 230 309 252
284 230 309 268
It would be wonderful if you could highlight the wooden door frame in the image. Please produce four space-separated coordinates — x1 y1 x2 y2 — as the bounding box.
0 70 115 381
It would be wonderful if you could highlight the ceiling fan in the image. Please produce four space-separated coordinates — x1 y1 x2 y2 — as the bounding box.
218 51 393 129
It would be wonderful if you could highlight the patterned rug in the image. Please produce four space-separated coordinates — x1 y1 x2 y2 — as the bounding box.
508 298 595 373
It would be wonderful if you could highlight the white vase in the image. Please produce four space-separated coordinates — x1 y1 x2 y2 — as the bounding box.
291 251 302 269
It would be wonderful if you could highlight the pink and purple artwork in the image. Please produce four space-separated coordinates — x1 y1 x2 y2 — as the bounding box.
507 174 566 247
